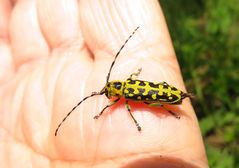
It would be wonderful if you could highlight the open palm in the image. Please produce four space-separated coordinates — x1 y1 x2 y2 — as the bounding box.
0 0 208 167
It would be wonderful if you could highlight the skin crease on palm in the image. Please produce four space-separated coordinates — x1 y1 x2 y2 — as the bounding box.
0 0 208 168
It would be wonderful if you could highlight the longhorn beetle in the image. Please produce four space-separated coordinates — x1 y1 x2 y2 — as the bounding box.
55 27 193 136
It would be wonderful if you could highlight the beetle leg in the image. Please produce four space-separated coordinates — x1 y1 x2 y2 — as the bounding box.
125 100 141 131
129 67 142 79
144 102 180 119
94 98 120 119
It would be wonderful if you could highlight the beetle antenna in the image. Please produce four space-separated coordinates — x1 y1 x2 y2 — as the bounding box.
106 26 139 83
55 91 104 136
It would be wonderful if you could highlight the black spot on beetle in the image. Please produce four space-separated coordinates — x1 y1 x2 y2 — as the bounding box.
148 90 159 96
137 88 145 94
156 94 168 101
149 82 159 88
127 88 134 94
171 87 178 91
169 95 181 104
138 81 146 86
127 80 136 84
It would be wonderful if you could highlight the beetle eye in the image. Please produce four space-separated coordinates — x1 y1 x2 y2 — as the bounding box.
114 82 122 90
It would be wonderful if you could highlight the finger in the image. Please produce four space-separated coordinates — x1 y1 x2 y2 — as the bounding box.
0 0 14 83
10 0 49 68
37 0 81 48
0 0 11 38
80 0 174 60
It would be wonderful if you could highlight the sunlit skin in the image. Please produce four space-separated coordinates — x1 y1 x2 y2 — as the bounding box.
0 0 208 167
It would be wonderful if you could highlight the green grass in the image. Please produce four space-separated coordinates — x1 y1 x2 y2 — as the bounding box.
160 0 239 167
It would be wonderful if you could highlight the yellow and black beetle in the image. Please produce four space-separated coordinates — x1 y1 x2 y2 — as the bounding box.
55 27 192 136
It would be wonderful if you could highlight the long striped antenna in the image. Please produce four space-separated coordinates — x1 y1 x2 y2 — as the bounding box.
55 91 104 136
106 27 140 83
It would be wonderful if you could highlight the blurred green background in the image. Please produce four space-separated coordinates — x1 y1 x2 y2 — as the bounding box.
160 0 239 167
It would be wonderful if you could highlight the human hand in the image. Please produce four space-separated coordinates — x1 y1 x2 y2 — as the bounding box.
0 0 208 167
